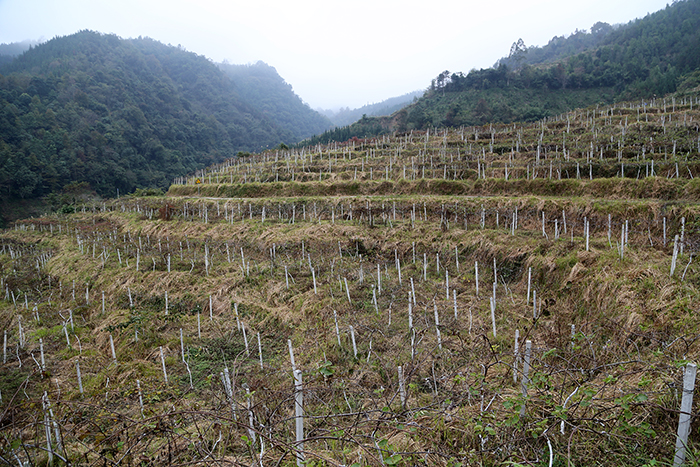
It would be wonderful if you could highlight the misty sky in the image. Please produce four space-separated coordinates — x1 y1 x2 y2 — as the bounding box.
0 0 672 110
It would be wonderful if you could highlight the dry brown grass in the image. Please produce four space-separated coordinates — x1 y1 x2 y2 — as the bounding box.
6 103 700 464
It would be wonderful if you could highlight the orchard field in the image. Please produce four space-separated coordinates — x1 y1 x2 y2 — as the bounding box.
3 92 700 466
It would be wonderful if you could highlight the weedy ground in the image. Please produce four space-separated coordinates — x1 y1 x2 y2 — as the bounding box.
2 92 700 466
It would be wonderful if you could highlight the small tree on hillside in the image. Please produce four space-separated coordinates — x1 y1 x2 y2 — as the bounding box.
509 38 527 70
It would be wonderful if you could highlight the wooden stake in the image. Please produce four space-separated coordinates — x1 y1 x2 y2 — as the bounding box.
423 253 427 281
411 278 417 308
398 365 406 408
223 367 236 419
341 276 350 304
520 340 532 417
61 323 71 349
350 325 357 358
42 392 53 465
445 269 449 300
434 301 442 350
671 235 680 277
288 339 296 373
39 339 45 375
533 289 539 319
294 369 304 467
137 379 144 417
159 346 168 384
674 363 697 466
246 385 256 444
372 286 379 315
312 268 317 295
513 330 520 383
453 289 458 319
333 310 342 347
527 267 532 304
109 334 117 364
76 359 83 394
242 322 249 356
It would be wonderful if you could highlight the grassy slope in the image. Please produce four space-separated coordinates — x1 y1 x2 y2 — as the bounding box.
2 89 700 465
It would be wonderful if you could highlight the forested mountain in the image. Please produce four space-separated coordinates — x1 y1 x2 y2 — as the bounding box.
316 0 700 141
0 31 330 223
319 90 423 127
218 61 331 142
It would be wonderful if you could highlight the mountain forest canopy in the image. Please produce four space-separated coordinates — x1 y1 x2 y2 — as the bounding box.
0 30 331 223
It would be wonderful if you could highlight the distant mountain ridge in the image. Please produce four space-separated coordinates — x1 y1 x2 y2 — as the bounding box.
0 31 331 221
311 0 700 143
0 39 42 66
319 90 423 127
0 39 41 56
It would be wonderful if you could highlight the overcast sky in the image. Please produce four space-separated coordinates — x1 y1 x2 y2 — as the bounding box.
0 0 672 110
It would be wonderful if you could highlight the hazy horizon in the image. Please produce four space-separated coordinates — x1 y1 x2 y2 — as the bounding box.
0 0 672 109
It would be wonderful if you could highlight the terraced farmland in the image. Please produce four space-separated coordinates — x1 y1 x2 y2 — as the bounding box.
3 92 700 466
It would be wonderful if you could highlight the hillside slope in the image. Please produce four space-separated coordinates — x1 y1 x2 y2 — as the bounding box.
2 88 700 466
218 61 332 142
